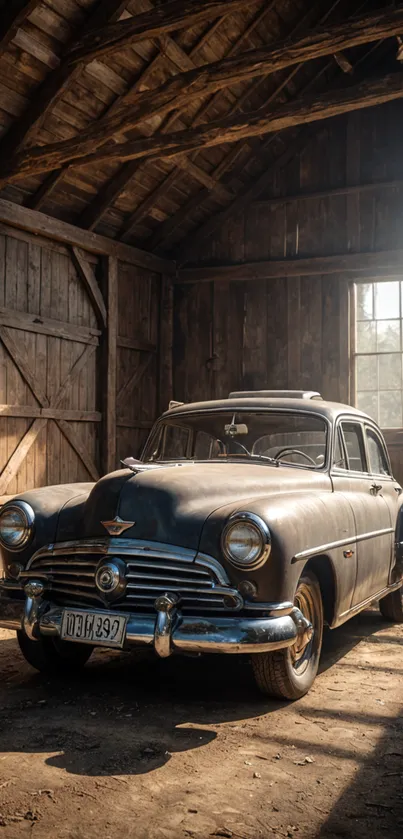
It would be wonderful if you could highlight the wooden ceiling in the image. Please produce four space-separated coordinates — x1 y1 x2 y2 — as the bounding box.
0 0 400 262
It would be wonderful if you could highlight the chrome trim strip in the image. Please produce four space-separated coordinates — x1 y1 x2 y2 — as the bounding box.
27 538 197 567
337 579 403 621
293 527 394 562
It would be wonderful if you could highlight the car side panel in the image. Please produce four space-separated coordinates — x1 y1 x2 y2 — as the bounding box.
199 488 357 619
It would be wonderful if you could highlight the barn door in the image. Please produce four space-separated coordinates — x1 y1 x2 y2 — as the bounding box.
0 230 104 499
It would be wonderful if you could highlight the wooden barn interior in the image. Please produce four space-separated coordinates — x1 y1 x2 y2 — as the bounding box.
1 0 403 498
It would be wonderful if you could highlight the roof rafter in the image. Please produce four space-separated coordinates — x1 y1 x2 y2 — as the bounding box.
77 5 240 231
0 0 130 160
79 0 275 232
4 70 403 186
2 3 402 184
143 0 349 251
0 0 41 59
66 0 262 65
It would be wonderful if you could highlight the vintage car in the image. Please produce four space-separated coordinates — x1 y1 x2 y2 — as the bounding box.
0 390 402 700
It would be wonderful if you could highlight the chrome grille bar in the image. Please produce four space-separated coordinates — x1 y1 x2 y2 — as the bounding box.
26 540 239 614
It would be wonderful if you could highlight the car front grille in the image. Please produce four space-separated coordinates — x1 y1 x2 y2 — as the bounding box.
27 543 238 615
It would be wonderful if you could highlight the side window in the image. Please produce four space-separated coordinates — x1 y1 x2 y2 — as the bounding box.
340 422 367 472
366 428 391 476
333 429 347 469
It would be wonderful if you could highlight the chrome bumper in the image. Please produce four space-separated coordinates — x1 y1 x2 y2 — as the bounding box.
0 588 311 657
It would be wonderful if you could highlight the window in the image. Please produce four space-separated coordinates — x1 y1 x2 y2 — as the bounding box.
340 422 366 472
354 281 402 427
143 411 328 468
333 429 347 469
366 428 391 476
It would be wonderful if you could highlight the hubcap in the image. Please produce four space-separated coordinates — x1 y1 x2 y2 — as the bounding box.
290 583 316 674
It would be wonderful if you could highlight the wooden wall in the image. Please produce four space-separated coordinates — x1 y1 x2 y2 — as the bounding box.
174 101 403 407
0 216 167 498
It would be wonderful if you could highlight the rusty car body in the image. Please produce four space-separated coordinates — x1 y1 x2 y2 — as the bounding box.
0 390 402 699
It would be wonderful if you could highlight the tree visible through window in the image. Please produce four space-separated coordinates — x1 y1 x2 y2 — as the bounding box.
354 281 402 427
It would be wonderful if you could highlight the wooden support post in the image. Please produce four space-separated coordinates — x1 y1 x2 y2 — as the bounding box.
102 256 118 475
158 275 174 414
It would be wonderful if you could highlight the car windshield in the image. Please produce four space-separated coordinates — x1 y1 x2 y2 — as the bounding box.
142 411 328 469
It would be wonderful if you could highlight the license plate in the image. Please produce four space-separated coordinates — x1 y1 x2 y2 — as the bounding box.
60 609 127 648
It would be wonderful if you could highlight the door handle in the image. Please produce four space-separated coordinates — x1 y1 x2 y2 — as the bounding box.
370 483 382 495
395 486 402 495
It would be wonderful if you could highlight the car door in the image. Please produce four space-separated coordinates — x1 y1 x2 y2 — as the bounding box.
364 423 402 584
331 419 394 608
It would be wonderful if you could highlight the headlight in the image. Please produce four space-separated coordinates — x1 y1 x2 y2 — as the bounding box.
221 513 271 570
0 502 35 551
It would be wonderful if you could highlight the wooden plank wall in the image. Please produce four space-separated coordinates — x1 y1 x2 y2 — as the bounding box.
0 224 164 496
116 260 160 463
174 102 403 408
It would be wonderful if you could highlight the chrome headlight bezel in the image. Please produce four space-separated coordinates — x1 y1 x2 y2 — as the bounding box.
221 512 271 570
0 501 35 552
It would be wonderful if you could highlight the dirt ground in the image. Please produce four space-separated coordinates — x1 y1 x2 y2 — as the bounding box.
0 608 402 839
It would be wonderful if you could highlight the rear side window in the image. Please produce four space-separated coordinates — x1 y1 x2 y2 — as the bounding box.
340 422 367 472
366 428 391 476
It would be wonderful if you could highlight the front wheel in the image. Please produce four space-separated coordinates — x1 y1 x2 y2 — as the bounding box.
17 630 93 675
379 586 403 622
251 570 323 700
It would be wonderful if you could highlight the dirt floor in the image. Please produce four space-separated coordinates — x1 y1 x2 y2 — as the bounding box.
0 608 402 839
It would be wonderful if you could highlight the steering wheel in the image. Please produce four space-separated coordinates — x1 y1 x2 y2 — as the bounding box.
274 447 316 466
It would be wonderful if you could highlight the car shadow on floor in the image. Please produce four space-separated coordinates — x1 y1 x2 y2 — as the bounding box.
0 607 398 778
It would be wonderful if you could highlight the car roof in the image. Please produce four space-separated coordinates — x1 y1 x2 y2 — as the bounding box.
161 397 373 424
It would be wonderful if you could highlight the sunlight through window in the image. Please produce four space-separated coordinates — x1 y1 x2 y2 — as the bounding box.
354 281 403 427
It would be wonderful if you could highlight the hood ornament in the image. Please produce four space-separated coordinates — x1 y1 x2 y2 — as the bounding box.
101 516 135 536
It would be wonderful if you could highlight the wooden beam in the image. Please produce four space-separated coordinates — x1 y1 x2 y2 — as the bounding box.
70 246 107 327
57 420 100 481
117 336 157 353
117 353 154 406
67 0 260 65
7 4 403 175
252 177 403 208
0 198 175 273
0 406 102 422
177 249 403 283
6 72 403 183
157 127 315 255
80 0 276 234
144 0 345 251
0 420 47 496
102 256 118 475
0 326 50 408
0 0 130 160
0 0 41 59
0 305 100 346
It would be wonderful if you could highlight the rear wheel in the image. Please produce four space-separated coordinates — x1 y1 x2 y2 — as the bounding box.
251 570 323 700
17 630 93 675
379 586 403 623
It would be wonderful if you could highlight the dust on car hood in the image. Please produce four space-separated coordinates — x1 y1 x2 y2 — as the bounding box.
78 461 327 551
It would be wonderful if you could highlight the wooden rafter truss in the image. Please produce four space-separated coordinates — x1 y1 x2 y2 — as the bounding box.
0 0 401 258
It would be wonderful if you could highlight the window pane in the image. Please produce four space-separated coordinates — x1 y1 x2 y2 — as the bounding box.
378 354 402 389
366 428 391 476
379 391 402 428
356 355 377 390
376 320 400 352
357 391 378 423
342 423 366 471
357 320 376 352
374 281 400 320
356 284 373 320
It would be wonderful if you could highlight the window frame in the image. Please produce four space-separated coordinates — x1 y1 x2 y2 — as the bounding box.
334 419 368 475
363 423 393 480
351 279 403 428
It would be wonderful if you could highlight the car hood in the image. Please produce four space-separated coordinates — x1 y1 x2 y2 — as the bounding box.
77 461 329 551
